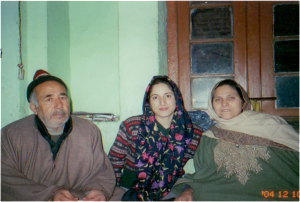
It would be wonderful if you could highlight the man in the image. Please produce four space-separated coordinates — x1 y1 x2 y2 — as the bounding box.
1 69 122 201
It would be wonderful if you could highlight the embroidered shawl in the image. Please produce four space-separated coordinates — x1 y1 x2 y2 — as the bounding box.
133 76 194 201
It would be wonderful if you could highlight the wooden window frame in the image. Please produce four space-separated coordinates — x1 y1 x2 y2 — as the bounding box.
167 1 299 116
167 1 246 111
260 1 299 116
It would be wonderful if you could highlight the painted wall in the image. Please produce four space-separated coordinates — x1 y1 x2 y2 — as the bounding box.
47 1 70 87
20 1 49 117
158 1 168 76
69 1 119 115
68 1 120 151
0 1 1 126
1 1 24 128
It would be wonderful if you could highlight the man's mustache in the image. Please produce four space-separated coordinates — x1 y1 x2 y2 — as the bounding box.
52 109 66 116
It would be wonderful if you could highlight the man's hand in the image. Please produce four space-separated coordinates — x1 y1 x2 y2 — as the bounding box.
174 187 193 201
53 189 78 201
82 189 106 201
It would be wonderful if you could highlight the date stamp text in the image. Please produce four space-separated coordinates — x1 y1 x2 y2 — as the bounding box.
261 191 299 199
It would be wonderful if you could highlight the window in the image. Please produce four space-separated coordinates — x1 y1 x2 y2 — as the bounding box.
167 1 299 116
273 4 299 109
190 3 235 109
260 1 299 116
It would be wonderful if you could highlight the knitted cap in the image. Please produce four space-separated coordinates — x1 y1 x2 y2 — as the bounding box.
27 69 68 102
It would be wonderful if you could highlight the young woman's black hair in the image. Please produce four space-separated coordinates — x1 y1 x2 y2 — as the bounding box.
146 77 174 103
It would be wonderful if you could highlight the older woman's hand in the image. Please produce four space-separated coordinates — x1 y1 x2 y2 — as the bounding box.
174 187 193 201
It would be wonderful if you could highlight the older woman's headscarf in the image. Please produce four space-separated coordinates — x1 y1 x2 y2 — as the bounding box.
205 79 299 152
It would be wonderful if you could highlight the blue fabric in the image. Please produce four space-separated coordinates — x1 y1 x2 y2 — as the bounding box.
188 110 214 131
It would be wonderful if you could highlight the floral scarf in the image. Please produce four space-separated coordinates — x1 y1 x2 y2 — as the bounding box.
131 76 194 201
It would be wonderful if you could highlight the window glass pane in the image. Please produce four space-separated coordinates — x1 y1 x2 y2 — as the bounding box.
274 4 299 37
190 1 232 6
190 7 233 40
191 43 233 74
274 40 299 73
191 77 233 109
275 76 299 108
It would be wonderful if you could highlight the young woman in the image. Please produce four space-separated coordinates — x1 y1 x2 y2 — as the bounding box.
172 79 299 201
108 76 204 201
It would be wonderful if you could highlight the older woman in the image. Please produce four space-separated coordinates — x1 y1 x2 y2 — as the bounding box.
108 76 204 201
172 79 299 201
